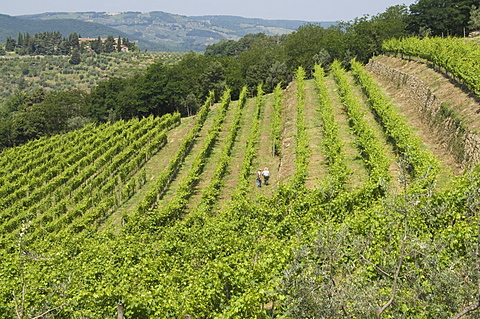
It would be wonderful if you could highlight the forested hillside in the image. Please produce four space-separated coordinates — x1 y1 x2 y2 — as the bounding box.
18 11 332 52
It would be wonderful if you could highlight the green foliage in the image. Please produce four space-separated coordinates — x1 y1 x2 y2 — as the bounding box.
313 64 351 195
407 0 478 36
469 5 480 31
3 6 480 316
69 49 81 65
196 87 248 214
234 84 264 198
144 89 231 231
1 65 480 317
0 50 182 109
331 60 391 194
283 24 347 73
383 36 480 97
350 58 439 190
293 67 310 188
127 93 214 231
0 89 90 148
13 31 80 55
345 5 409 62
271 83 284 156
5 37 15 52
281 7 408 72
88 52 227 122
0 114 178 245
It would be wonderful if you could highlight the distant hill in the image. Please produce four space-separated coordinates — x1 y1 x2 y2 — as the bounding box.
17 11 336 52
0 14 166 51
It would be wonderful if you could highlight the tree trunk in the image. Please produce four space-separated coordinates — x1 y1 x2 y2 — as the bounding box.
117 302 124 319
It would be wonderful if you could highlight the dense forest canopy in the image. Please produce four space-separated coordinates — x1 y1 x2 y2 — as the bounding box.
407 0 479 36
0 0 478 149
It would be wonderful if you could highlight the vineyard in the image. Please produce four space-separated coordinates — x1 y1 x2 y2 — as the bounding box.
383 36 480 96
2 50 480 318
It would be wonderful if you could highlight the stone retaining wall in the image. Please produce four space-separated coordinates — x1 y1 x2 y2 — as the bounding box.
366 60 480 169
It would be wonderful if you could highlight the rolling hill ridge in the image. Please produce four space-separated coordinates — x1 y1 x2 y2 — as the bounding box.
0 13 163 51
14 11 335 51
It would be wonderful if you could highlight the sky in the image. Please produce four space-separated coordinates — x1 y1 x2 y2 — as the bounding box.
1 0 418 22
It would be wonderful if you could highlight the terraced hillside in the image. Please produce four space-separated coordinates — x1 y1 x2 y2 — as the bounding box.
1 56 480 318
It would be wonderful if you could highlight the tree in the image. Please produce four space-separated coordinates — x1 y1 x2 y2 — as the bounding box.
10 105 47 144
0 117 14 149
0 89 90 146
346 5 409 62
469 5 480 32
312 48 332 69
200 60 226 99
17 33 24 48
121 37 138 52
38 90 89 134
218 56 244 100
5 37 16 52
3 91 27 114
69 49 81 65
91 36 103 54
205 39 241 56
117 36 122 52
407 0 478 36
236 36 286 91
265 61 290 92
68 32 80 49
283 24 347 73
89 77 129 121
104 35 116 53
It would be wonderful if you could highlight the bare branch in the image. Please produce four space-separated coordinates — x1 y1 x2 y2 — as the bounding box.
360 254 394 279
375 232 406 319
29 303 66 319
451 300 480 319
13 291 22 319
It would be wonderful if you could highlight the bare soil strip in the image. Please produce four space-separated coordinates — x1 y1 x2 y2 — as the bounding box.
324 75 369 190
109 54 470 229
277 82 298 185
251 94 280 197
304 80 328 189
344 72 402 190
218 97 257 205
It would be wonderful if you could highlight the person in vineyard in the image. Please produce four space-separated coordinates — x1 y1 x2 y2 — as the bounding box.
256 169 262 187
262 167 270 185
